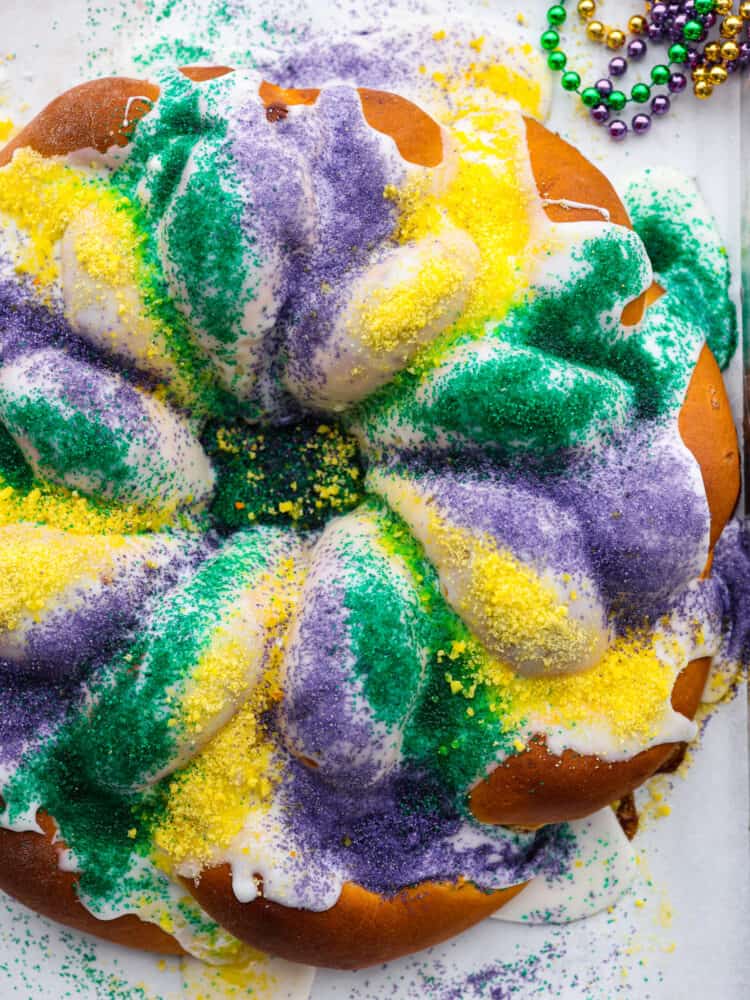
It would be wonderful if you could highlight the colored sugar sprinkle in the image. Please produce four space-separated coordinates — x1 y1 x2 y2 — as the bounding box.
370 501 520 793
386 106 538 334
624 170 736 370
155 692 279 869
0 148 114 288
0 476 174 534
357 252 466 355
206 418 364 531
0 524 122 629
424 512 600 674
480 633 682 747
0 149 220 412
178 554 301 736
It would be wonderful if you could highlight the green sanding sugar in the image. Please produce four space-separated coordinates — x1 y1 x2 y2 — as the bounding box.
625 172 737 370
163 136 260 350
2 531 285 906
417 343 634 459
206 418 364 531
370 500 518 798
0 422 33 491
108 72 251 418
1 394 131 488
351 228 703 460
338 510 427 729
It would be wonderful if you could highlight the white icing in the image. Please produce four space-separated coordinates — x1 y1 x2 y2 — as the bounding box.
122 94 155 130
527 220 653 323
369 466 611 678
493 808 636 924
60 205 182 385
279 507 424 782
541 197 611 222
0 347 214 508
0 525 184 666
144 532 309 786
296 219 479 409
156 133 296 401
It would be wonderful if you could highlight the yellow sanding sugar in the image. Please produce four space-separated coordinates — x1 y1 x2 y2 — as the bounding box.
70 201 144 287
426 511 598 672
462 60 544 120
0 147 127 287
0 120 14 142
0 479 173 534
480 633 682 745
357 252 465 354
178 559 301 736
424 32 543 118
0 523 123 629
387 106 539 337
178 631 260 735
179 947 275 999
154 692 279 868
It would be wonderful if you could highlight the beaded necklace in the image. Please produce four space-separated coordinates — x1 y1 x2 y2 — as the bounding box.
540 1 750 140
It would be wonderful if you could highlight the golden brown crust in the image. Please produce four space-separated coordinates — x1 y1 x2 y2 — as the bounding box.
524 116 661 328
187 873 526 969
524 117 630 229
679 343 740 546
0 78 160 168
469 657 710 825
0 808 184 954
180 65 234 82
257 81 444 167
356 87 443 167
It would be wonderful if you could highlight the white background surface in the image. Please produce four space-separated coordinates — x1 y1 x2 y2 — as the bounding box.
0 1 747 997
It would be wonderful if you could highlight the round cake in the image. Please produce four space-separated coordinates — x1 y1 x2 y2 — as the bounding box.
0 64 741 970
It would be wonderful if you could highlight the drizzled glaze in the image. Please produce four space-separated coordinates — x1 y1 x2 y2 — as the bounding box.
0 40 744 961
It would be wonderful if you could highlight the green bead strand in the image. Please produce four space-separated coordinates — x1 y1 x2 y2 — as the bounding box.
547 4 567 26
536 1 694 141
668 43 689 64
580 86 600 107
548 50 567 71
561 70 581 91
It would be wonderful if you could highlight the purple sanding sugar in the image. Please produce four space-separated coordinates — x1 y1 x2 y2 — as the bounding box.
6 537 202 682
0 674 79 766
222 82 403 414
0 277 166 397
388 418 708 633
0 536 206 758
712 518 750 665
18 588 137 680
260 35 417 91
411 466 597 581
412 930 629 999
280 567 389 785
26 348 151 430
276 754 576 900
552 424 708 626
0 277 82 364
234 86 398 391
